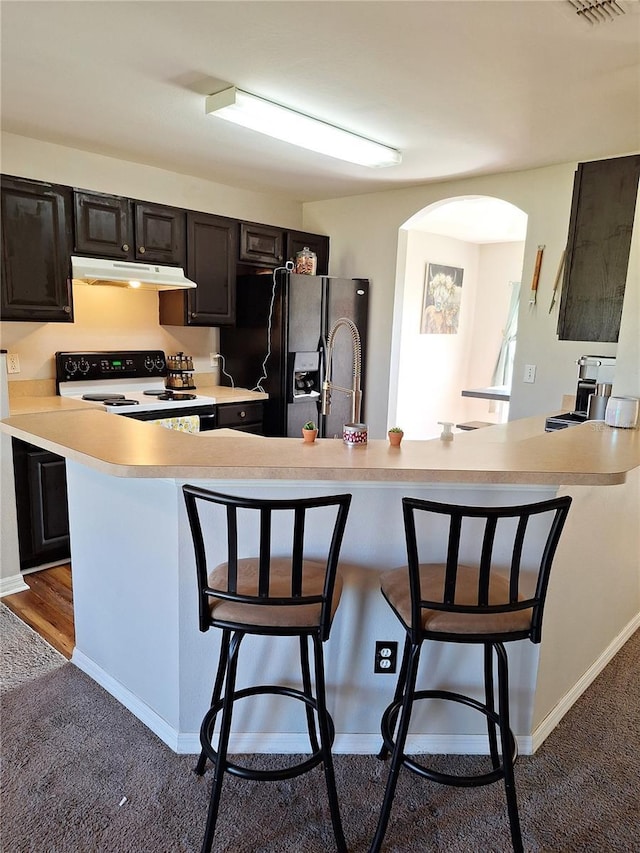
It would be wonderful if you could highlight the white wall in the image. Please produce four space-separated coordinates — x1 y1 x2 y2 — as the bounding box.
303 158 637 437
391 231 524 438
394 232 479 437
0 132 304 381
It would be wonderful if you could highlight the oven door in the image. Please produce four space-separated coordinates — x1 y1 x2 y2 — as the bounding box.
118 405 217 432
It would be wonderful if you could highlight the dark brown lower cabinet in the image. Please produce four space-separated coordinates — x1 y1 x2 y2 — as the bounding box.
216 401 264 434
12 439 70 570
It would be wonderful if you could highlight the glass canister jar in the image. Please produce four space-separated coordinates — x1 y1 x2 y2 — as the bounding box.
295 246 317 275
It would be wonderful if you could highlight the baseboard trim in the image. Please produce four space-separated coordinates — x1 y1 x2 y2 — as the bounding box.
531 613 640 752
0 572 29 597
74 617 640 760
71 649 181 752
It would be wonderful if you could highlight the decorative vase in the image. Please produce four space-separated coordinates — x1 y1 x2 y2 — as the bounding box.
302 428 318 443
388 430 403 447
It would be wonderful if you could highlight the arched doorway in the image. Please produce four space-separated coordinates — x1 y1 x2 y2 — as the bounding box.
388 196 528 438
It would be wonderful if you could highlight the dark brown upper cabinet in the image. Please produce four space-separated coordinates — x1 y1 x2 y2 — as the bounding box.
1 175 74 322
557 155 640 343
239 222 284 267
159 212 237 326
133 201 186 266
74 190 186 267
73 190 131 259
284 230 330 275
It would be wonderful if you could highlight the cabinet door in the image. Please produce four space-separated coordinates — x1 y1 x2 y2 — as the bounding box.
557 155 640 342
1 176 73 322
159 212 237 326
239 222 284 266
216 401 264 432
285 230 330 275
74 190 132 258
26 449 70 559
133 202 186 266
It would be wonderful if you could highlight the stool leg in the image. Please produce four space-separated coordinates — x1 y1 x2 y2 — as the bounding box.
484 642 500 769
300 634 320 754
312 634 347 853
495 642 524 853
369 642 422 853
196 629 232 776
200 631 243 853
377 634 412 761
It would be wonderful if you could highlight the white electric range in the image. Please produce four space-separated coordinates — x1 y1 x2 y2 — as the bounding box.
55 350 218 430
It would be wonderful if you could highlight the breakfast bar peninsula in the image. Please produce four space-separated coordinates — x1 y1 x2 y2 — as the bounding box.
2 409 639 756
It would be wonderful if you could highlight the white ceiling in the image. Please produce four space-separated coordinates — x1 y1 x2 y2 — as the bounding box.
1 0 639 204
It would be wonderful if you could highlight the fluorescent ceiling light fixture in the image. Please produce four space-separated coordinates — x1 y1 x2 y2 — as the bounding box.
205 87 402 168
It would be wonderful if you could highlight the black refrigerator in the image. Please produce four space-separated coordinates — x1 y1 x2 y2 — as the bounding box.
220 273 369 437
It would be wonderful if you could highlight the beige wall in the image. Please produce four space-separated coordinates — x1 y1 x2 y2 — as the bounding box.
0 132 304 381
303 160 637 437
2 134 638 438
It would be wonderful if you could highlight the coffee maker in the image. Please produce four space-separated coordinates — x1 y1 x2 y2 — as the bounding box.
574 355 616 414
545 354 616 431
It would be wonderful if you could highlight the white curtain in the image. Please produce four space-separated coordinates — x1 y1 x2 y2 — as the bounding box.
492 281 520 388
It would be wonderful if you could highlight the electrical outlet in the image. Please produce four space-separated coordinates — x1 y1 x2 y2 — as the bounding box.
6 353 20 374
523 364 536 384
374 641 398 674
209 352 220 367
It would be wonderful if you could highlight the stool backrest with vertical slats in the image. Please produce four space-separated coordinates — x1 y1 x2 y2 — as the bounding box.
183 486 352 639
401 496 572 644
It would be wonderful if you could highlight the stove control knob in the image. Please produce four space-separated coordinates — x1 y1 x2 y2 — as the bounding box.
155 357 165 372
64 357 78 375
144 356 154 371
78 358 90 374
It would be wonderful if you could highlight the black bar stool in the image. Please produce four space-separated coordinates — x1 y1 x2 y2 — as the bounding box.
183 486 352 853
370 495 572 853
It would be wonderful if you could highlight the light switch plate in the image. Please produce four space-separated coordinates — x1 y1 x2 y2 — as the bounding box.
523 364 536 383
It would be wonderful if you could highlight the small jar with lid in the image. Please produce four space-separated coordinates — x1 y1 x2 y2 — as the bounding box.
295 246 317 275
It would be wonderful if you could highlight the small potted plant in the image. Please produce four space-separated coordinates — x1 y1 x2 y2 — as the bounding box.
388 426 404 447
302 421 318 443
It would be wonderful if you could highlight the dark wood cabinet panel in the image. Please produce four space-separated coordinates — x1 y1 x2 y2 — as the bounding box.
1 176 73 322
3 174 331 329
239 222 284 266
557 155 640 342
75 191 186 266
133 201 186 265
73 190 131 258
159 212 237 326
216 401 264 433
285 230 330 275
12 439 70 570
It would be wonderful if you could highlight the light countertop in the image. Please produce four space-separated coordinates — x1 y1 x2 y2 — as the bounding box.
8 384 267 416
461 385 511 402
1 408 638 486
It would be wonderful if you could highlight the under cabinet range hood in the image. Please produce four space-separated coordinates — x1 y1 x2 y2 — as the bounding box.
71 256 197 291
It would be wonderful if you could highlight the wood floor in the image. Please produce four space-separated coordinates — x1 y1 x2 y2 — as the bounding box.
3 563 75 659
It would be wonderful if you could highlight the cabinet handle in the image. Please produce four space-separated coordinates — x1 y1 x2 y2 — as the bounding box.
239 411 246 419
139 246 146 254
122 243 129 252
63 305 71 313
190 312 198 319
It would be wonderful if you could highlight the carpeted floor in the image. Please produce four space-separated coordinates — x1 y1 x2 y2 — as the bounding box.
1 604 638 852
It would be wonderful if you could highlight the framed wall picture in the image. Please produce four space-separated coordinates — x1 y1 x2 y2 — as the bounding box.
420 262 464 334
